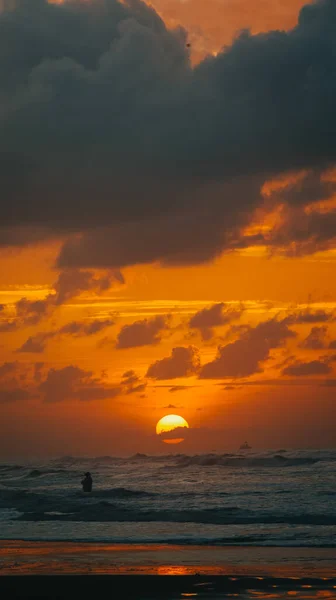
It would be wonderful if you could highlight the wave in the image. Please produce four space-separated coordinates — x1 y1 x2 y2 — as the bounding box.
11 501 336 525
0 465 23 472
175 454 320 467
89 487 155 499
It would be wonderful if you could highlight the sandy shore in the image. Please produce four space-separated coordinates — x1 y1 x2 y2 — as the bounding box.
1 542 335 598
0 541 335 576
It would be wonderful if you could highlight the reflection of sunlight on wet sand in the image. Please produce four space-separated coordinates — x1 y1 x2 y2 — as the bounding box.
157 566 191 575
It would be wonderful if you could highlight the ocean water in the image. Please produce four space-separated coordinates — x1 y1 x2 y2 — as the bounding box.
0 449 335 546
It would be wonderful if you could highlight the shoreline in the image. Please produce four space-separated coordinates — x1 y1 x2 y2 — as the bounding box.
1 542 335 599
1 541 335 576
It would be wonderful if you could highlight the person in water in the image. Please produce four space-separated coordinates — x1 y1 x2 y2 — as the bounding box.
81 472 93 493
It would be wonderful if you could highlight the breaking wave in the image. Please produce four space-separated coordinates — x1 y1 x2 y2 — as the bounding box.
174 454 320 467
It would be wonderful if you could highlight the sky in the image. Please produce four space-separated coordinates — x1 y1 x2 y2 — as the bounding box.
1 0 336 458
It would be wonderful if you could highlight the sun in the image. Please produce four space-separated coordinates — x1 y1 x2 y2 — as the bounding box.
156 414 189 444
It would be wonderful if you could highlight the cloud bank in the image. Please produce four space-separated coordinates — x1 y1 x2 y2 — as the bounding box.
1 0 336 266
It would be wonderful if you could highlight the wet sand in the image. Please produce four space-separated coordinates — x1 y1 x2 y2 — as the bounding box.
0 542 335 598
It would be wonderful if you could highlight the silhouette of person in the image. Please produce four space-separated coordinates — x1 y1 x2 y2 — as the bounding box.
81 472 93 493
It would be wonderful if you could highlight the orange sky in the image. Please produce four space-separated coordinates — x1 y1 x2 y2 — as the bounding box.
1 0 336 457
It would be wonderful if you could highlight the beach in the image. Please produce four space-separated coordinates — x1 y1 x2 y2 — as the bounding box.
1 542 336 598
1 452 335 597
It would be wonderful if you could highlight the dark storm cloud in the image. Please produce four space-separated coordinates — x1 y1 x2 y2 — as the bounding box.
200 318 296 379
2 0 336 265
116 315 170 349
262 206 336 256
189 302 243 340
282 359 332 376
146 345 200 379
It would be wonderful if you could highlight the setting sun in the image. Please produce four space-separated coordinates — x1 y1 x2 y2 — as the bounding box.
156 414 189 444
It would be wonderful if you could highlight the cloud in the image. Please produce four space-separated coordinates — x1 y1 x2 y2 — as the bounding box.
16 318 115 353
169 385 192 393
39 365 121 403
320 378 336 386
116 315 169 349
200 318 296 379
283 308 336 325
282 359 332 376
0 360 148 403
189 302 243 340
0 361 33 403
241 167 336 256
53 269 122 305
157 425 190 440
329 339 336 349
300 326 328 350
121 370 147 394
146 345 200 379
0 319 18 333
2 1 336 263
260 206 336 257
15 297 51 326
59 318 115 336
16 332 53 353
6 269 121 329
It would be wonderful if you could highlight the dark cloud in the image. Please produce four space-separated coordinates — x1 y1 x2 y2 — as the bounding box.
189 302 243 340
300 325 328 349
33 362 44 383
0 359 147 403
16 318 115 353
2 1 336 264
283 308 335 324
320 378 336 386
59 318 115 336
146 345 200 379
329 339 336 349
16 332 53 353
169 385 193 393
282 359 332 376
0 361 32 403
121 370 139 385
39 365 121 403
157 425 189 440
261 205 336 256
121 370 147 394
0 319 17 332
15 297 51 326
5 269 121 330
116 315 169 349
200 318 296 379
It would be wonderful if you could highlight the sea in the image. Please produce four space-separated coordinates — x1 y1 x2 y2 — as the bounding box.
0 448 335 547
